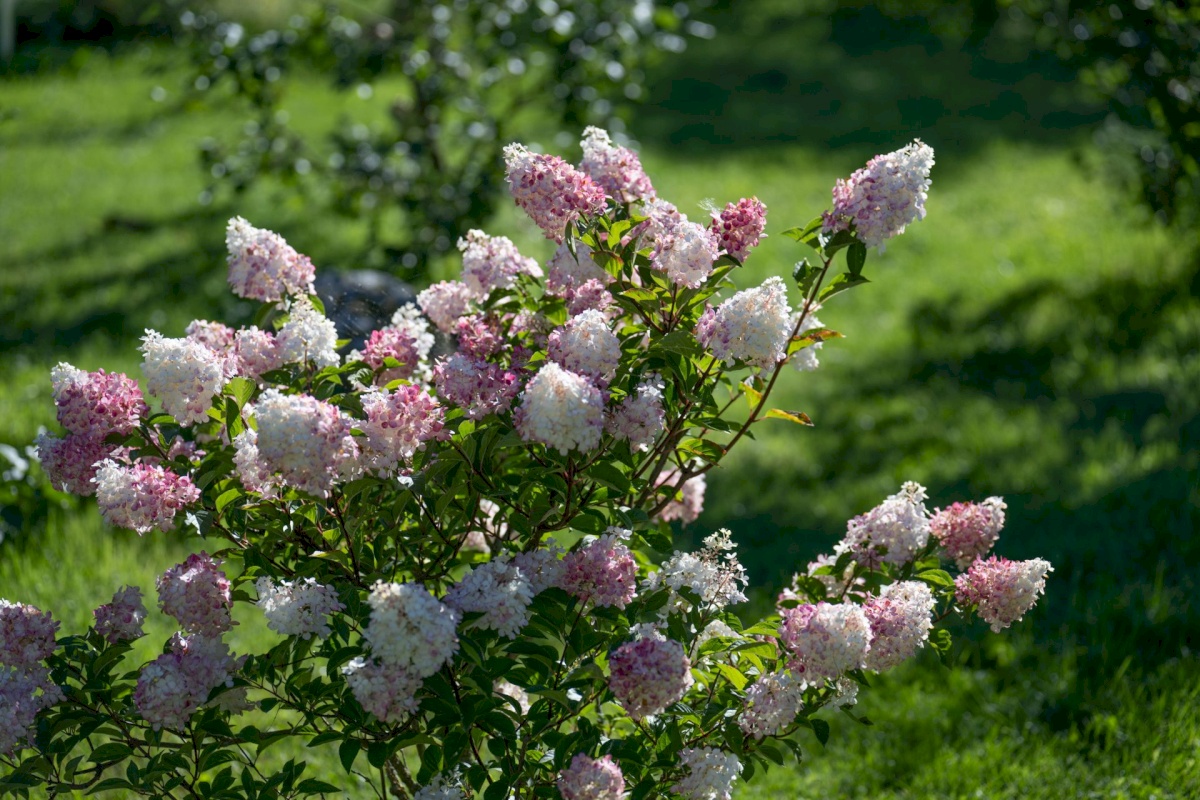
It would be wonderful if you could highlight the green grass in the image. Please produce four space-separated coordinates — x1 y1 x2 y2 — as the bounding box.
2 17 1198 798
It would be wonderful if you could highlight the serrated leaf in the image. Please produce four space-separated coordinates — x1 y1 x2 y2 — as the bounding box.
765 408 813 426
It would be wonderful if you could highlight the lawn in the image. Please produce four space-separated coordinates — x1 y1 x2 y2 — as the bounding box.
1 7 1197 798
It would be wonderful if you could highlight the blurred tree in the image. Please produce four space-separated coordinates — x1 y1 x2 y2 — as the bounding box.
171 0 714 274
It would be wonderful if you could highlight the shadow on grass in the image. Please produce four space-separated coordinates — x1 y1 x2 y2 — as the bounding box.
708 248 1200 698
640 3 1103 162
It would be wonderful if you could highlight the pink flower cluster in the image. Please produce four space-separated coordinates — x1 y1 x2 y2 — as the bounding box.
454 315 504 359
779 601 872 681
35 431 117 496
862 580 935 671
1 665 64 755
931 497 1006 569
608 632 693 720
514 363 604 454
434 354 522 420
457 229 542 297
342 657 422 724
710 197 767 262
560 531 638 609
955 556 1052 633
606 374 666 450
0 600 59 670
695 276 793 369
156 553 233 636
654 470 707 525
134 633 242 730
580 127 655 203
557 753 626 800
225 216 316 302
360 386 446 476
417 280 474 333
503 143 607 241
93 586 148 644
93 460 200 534
254 389 359 498
51 363 146 438
823 140 935 250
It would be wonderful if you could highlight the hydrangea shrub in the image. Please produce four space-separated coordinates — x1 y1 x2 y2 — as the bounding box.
3 131 1051 799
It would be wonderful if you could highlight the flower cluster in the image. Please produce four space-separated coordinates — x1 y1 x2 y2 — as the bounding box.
823 139 935 249
672 747 742 800
739 671 805 740
444 557 535 639
654 220 719 289
140 330 228 426
606 373 666 450
458 229 542 297
560 530 638 609
417 280 474 334
364 582 460 678
547 309 622 385
514 363 604 454
931 497 1006 569
254 389 358 498
225 216 315 302
862 580 935 671
341 658 422 724
955 556 1053 632
93 460 201 534
51 363 146 438
644 528 748 614
359 385 446 476
655 470 707 525
557 753 626 800
255 577 344 640
133 633 242 730
434 354 522 420
779 601 873 681
710 197 767 262
695 276 793 369
608 632 693 720
93 586 148 644
277 297 340 369
156 553 233 636
504 144 607 241
579 126 655 203
838 481 931 568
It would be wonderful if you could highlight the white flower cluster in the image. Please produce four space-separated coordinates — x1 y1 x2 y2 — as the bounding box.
643 529 748 614
232 428 278 497
515 362 604 454
838 481 931 568
140 330 227 425
276 297 340 369
654 219 719 289
364 582 460 678
739 671 805 740
695 276 793 369
547 309 622 385
412 772 467 800
254 389 359 498
388 305 436 370
672 747 742 800
444 557 535 640
255 577 344 640
511 546 567 594
862 580 935 671
780 601 873 681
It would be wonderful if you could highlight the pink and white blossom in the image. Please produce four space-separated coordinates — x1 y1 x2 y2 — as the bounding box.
225 217 316 302
955 556 1052 633
93 460 200 534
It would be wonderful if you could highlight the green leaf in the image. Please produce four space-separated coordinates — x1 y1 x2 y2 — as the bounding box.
765 408 813 426
811 718 830 746
818 272 870 302
88 743 133 763
338 740 360 774
87 778 134 794
791 258 822 294
215 488 242 513
297 779 342 794
716 663 747 690
588 463 631 494
652 330 702 357
225 377 256 408
847 241 867 276
781 216 824 248
917 569 955 588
